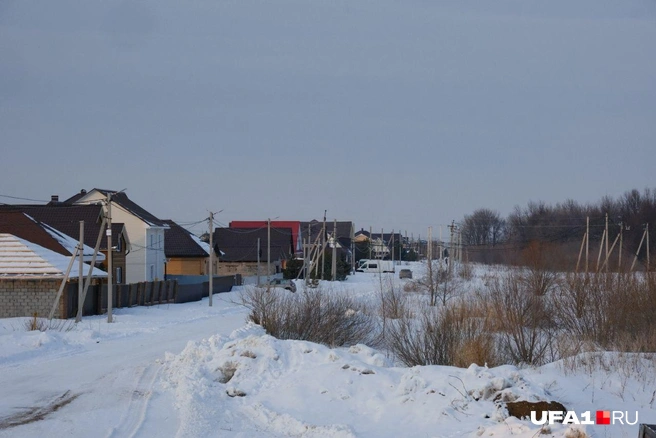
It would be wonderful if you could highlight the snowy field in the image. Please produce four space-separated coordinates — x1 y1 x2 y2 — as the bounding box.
1 262 655 438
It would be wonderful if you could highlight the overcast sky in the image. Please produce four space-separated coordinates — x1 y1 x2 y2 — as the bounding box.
2 0 655 237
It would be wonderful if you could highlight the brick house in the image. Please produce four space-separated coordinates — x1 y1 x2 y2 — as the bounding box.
163 220 212 276
214 227 294 277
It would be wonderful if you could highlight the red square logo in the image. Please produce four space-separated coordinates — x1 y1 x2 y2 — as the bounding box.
596 411 611 425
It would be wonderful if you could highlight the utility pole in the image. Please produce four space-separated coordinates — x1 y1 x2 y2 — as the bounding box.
391 229 395 266
369 226 372 260
331 219 337 281
618 222 624 272
448 221 456 271
257 238 261 286
267 218 271 285
630 224 648 272
585 216 589 274
208 211 214 307
605 213 609 274
321 212 326 280
106 193 113 323
78 221 84 318
76 215 107 323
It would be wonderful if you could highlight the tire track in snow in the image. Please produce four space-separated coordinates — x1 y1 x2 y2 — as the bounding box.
105 363 161 438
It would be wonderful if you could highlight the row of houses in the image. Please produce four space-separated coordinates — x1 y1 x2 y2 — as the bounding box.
1 188 407 318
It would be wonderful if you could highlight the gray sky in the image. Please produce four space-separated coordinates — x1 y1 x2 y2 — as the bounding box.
2 0 655 237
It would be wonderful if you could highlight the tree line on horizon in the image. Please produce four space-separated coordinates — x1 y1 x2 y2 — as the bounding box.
460 187 656 271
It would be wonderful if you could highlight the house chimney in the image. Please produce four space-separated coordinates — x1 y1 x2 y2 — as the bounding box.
51 195 59 202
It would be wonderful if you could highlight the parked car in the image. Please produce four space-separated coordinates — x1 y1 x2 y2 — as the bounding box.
263 278 297 293
399 269 412 279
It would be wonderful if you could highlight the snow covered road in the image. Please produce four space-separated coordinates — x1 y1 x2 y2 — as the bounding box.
0 294 247 438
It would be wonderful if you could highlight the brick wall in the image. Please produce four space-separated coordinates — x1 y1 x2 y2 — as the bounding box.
0 278 66 319
218 262 279 277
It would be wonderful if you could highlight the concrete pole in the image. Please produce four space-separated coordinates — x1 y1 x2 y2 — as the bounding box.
332 219 337 281
78 220 84 318
267 218 271 284
106 194 113 323
208 212 214 307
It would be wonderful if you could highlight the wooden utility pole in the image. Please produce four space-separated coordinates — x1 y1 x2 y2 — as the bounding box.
208 211 214 306
48 245 79 320
76 216 107 323
331 219 337 281
267 218 271 285
605 213 609 274
369 226 372 260
391 229 395 267
321 212 326 280
106 194 113 323
78 221 84 318
618 222 624 271
596 229 606 273
630 224 648 272
585 216 589 274
257 238 261 286
576 231 587 273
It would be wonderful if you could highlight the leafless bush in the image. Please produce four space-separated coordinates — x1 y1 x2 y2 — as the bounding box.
384 304 455 366
413 260 460 306
553 272 656 352
378 279 412 320
458 262 474 281
488 272 554 365
23 313 75 332
444 299 501 368
383 298 500 368
240 286 379 348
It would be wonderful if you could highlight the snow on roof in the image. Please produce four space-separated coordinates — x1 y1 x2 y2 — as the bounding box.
0 233 107 278
189 232 211 256
36 220 106 263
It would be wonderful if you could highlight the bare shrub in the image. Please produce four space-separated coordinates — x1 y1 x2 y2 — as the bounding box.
384 304 454 366
240 285 378 348
488 272 554 365
384 297 500 368
414 260 459 306
445 299 500 368
458 261 474 281
553 272 656 353
23 313 75 332
378 279 412 320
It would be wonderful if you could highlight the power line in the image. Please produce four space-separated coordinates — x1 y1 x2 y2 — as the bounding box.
0 193 50 203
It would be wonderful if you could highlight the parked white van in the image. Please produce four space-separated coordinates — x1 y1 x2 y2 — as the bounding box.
356 259 395 273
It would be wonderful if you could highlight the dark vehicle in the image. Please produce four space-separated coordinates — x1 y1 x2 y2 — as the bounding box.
399 269 412 279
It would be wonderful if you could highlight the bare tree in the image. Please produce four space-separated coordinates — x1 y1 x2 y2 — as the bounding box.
461 208 506 246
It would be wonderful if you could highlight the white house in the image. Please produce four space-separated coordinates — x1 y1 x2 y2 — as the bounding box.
67 189 169 283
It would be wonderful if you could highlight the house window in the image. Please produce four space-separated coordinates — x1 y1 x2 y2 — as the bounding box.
150 264 155 281
150 234 154 249
116 267 123 284
116 237 122 252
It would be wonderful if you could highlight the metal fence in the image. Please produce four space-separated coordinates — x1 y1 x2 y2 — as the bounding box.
65 275 238 318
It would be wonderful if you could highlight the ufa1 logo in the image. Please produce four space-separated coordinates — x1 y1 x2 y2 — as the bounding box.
530 410 639 426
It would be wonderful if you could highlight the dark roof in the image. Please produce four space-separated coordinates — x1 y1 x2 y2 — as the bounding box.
0 211 70 256
0 204 126 251
163 220 208 258
65 188 169 228
214 227 293 263
301 220 354 248
62 189 89 204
